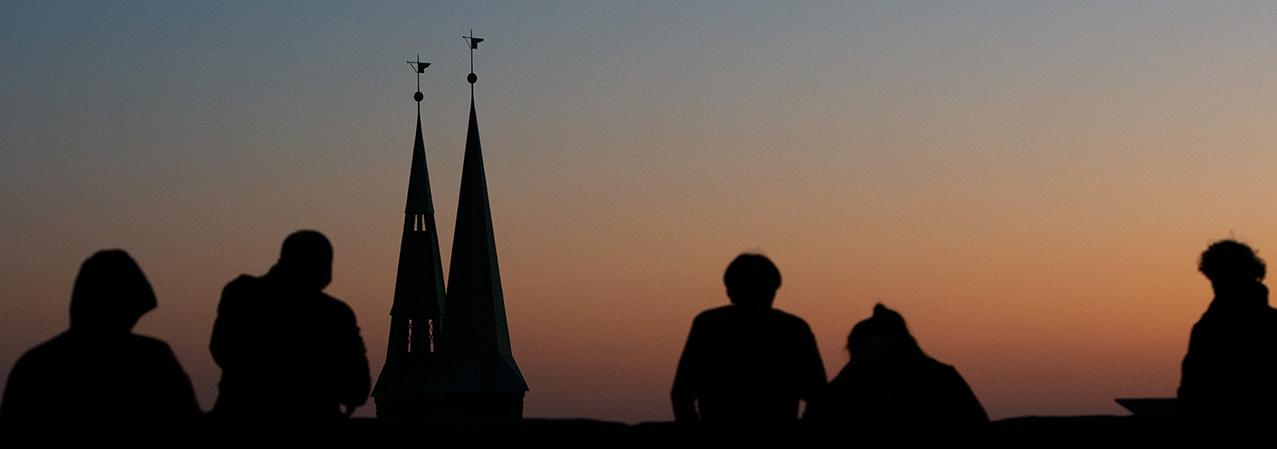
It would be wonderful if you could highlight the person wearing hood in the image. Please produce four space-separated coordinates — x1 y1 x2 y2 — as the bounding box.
1 250 200 424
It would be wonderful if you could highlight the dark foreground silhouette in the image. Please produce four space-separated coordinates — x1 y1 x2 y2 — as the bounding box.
1179 240 1277 429
0 250 200 424
210 230 371 420
807 303 988 436
671 253 826 425
6 237 1277 443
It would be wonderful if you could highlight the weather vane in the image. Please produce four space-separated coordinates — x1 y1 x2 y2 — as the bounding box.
406 54 431 102
463 29 484 86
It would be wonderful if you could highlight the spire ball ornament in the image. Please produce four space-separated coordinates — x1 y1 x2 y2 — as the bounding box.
406 54 430 103
464 30 483 87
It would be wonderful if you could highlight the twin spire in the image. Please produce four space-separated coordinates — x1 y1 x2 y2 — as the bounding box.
375 33 528 420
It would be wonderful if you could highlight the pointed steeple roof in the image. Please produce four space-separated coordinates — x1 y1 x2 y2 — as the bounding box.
430 84 527 393
403 109 436 215
391 106 447 317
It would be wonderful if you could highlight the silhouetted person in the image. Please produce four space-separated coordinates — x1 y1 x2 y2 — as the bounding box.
210 230 370 421
1 250 200 425
1178 240 1277 427
809 304 987 436
671 253 826 426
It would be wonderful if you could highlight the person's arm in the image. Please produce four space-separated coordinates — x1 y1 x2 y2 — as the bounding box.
155 341 203 419
0 353 36 421
335 303 371 414
209 278 248 369
1177 321 1209 420
671 316 704 423
798 322 828 419
945 365 989 426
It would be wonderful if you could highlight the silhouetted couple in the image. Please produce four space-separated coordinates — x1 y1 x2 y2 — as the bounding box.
2 230 371 426
672 253 986 433
1179 240 1277 429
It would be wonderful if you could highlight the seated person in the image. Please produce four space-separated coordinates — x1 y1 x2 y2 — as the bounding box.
810 304 987 434
210 230 370 420
1 250 201 425
1179 239 1277 427
671 253 826 425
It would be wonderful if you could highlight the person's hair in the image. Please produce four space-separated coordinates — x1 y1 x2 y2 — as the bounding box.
280 230 333 264
847 303 921 356
1199 239 1265 283
723 253 781 306
70 249 156 331
275 230 334 290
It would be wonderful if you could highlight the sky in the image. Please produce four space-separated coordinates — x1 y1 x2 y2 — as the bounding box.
4 1 1277 423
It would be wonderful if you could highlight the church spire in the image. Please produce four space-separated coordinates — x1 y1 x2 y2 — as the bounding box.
373 55 448 418
428 32 528 418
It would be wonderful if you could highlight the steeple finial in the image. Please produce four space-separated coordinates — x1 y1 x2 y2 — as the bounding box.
406 54 431 102
463 30 483 87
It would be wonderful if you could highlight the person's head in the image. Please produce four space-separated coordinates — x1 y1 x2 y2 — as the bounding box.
1199 240 1265 291
275 230 333 291
847 303 921 358
724 253 781 307
69 249 156 333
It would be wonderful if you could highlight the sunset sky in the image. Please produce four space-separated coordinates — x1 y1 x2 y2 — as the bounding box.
5 1 1277 422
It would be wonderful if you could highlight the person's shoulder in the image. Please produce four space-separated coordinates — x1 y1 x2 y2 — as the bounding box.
769 307 814 329
920 357 974 386
693 305 736 322
1188 307 1227 338
226 274 259 288
222 274 261 297
216 275 261 315
125 334 177 354
317 292 357 320
926 358 960 376
13 333 73 365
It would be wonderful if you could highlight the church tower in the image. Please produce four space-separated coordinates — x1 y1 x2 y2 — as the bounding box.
372 56 448 418
426 32 529 419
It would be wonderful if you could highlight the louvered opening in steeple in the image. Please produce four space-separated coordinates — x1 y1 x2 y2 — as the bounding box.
406 317 437 354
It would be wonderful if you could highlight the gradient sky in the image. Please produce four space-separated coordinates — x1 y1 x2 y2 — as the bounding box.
5 1 1277 422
